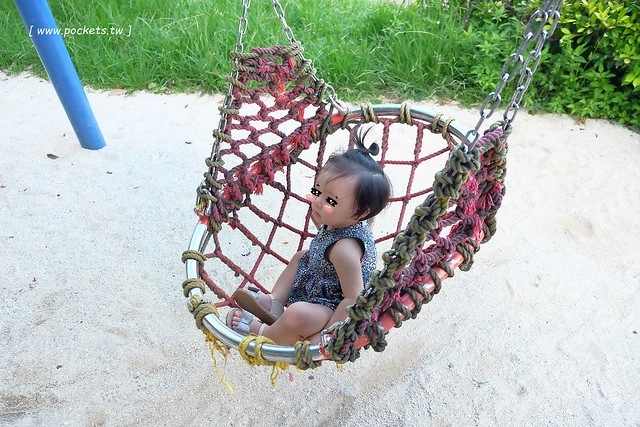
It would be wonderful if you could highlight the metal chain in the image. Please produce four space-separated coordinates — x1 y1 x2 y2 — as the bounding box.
197 0 251 215
465 0 562 148
210 0 251 163
271 0 347 114
271 0 298 48
210 0 348 165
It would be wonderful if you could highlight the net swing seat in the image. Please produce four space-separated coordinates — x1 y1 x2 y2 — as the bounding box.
182 0 561 371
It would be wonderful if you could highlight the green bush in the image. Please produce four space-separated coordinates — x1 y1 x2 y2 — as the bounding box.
561 0 639 88
535 0 640 128
447 0 640 129
421 0 548 112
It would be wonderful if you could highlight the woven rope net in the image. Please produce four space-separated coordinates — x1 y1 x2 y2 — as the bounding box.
182 43 509 369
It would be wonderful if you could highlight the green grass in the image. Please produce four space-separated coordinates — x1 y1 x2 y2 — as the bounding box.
0 0 523 106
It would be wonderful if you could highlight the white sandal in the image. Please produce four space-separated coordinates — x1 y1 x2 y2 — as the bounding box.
233 287 284 325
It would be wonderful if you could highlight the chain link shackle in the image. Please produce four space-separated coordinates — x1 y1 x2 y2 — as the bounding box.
465 0 562 148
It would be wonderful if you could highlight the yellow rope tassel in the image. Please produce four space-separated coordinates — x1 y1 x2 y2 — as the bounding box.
269 362 291 387
187 295 235 391
238 335 291 387
237 335 269 365
205 330 234 393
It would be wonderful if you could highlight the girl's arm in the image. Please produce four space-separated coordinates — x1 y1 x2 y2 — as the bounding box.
322 237 365 328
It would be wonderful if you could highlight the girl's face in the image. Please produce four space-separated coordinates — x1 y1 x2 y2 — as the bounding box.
308 172 366 230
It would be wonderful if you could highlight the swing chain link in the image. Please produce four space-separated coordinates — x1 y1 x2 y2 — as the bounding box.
465 0 562 148
271 0 348 115
271 0 297 49
197 0 251 215
212 0 251 161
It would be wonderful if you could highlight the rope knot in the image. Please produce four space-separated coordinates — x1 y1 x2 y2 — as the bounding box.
449 147 480 174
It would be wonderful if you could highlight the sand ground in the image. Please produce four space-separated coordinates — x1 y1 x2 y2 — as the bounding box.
1 72 639 426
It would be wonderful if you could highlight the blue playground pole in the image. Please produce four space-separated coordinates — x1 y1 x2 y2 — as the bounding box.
14 0 106 150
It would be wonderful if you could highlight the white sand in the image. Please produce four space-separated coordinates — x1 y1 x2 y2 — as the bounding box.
1 72 639 426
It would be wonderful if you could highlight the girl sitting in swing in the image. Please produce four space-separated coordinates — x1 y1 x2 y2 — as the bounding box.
227 129 392 345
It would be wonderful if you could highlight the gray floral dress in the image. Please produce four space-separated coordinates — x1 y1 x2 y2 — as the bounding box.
287 221 376 310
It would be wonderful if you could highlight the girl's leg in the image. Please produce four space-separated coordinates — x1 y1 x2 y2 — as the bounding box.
229 301 333 345
270 250 306 306
233 250 306 324
260 301 333 346
244 249 306 311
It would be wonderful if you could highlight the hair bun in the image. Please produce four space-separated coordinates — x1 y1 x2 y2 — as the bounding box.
351 127 379 157
366 142 380 156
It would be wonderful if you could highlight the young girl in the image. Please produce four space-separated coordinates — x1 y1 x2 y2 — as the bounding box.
226 129 392 346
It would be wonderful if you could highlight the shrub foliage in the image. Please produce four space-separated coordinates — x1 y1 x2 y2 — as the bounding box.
450 0 639 129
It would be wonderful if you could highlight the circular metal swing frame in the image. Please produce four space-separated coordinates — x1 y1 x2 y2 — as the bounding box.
185 103 479 364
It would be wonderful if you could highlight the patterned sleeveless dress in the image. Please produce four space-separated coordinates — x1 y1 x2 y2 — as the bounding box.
287 221 376 310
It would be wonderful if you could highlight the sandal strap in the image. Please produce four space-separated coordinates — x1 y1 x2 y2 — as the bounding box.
258 322 267 336
235 309 255 335
269 295 284 315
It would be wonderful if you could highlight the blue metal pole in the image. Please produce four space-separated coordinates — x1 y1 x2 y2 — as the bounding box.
13 0 106 150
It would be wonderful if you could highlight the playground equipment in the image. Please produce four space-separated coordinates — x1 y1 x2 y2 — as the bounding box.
13 0 106 150
182 0 561 372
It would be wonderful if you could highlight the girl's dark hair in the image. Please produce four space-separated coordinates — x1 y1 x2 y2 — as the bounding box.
322 127 392 221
